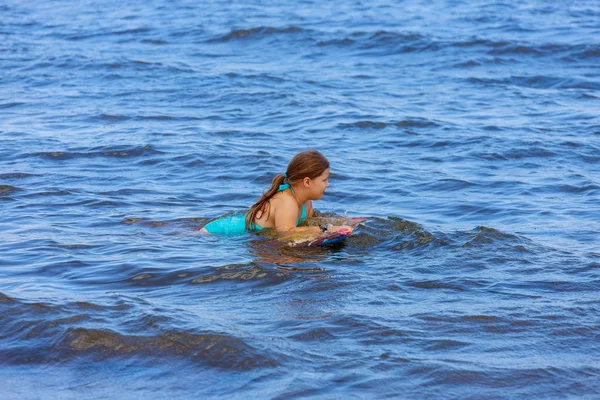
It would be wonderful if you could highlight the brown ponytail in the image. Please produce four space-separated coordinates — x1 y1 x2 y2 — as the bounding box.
245 150 330 230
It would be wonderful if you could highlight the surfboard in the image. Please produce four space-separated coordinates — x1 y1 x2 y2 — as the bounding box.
278 217 368 247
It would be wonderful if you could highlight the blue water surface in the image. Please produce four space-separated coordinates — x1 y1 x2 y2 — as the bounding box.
1 0 599 398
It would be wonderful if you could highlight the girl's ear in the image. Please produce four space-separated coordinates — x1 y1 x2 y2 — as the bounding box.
303 177 311 187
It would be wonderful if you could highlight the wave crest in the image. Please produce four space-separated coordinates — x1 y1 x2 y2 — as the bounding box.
213 26 308 42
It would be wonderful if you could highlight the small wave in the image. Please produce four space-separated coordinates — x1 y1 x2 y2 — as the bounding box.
423 339 471 351
461 226 520 247
317 38 357 47
462 314 502 322
0 172 36 179
0 292 15 303
454 60 481 68
476 146 557 161
406 279 469 291
467 75 600 91
111 27 152 35
338 119 438 130
31 145 163 161
360 31 428 45
424 179 477 191
418 312 542 335
212 26 308 42
0 102 26 109
57 327 277 369
138 115 173 121
67 301 103 311
581 153 600 163
452 38 509 49
482 125 503 131
569 262 600 277
209 26 600 63
341 217 441 250
140 37 167 45
503 147 557 159
0 184 19 196
209 27 442 55
225 72 288 84
507 280 600 293
553 184 600 194
571 46 600 60
339 121 388 129
317 30 433 52
512 76 600 91
65 27 152 41
96 113 203 122
0 296 277 368
121 217 211 230
99 113 130 121
287 327 336 342
105 60 157 68
191 263 293 285
94 261 302 288
488 43 545 56
474 41 600 61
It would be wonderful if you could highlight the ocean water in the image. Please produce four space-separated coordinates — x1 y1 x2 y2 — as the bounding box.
1 0 599 398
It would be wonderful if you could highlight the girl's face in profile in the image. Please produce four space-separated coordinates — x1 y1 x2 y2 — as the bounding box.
307 168 330 200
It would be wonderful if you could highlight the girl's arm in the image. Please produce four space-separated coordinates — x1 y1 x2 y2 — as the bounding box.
272 198 351 236
272 197 321 234
306 200 314 218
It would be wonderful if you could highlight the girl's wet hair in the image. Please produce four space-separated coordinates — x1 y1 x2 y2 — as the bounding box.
246 150 330 230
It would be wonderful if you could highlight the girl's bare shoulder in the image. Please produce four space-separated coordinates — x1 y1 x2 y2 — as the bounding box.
270 191 296 208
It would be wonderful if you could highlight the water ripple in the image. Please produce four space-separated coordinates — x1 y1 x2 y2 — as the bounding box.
1 0 599 397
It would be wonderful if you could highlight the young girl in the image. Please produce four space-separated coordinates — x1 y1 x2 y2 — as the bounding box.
201 150 351 236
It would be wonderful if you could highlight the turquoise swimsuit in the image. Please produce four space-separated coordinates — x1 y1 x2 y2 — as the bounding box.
203 187 307 236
